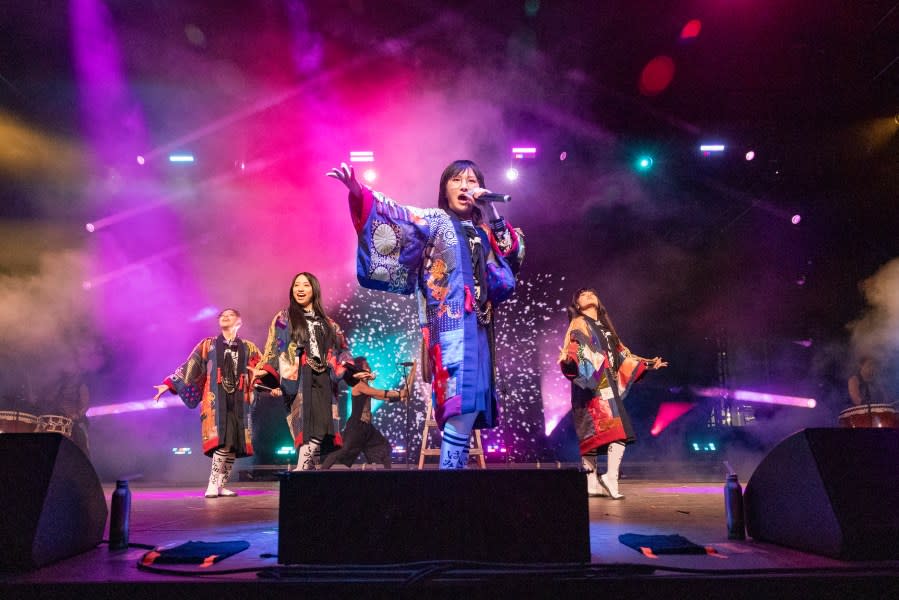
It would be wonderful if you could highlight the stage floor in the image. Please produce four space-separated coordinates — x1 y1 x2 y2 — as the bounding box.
3 468 898 599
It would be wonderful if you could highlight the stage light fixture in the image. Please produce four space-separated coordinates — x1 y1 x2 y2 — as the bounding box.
512 146 537 159
136 155 145 165
85 223 95 233
791 214 801 225
168 153 195 163
700 144 725 155
505 167 519 181
635 155 654 171
349 150 375 163
745 150 756 161
689 441 719 453
362 168 377 183
276 446 297 456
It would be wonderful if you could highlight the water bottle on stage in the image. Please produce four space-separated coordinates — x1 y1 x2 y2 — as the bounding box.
109 480 132 550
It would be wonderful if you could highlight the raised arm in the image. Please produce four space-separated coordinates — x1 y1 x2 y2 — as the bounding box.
327 162 370 232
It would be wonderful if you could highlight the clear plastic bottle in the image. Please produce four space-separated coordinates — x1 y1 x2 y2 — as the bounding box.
109 480 131 550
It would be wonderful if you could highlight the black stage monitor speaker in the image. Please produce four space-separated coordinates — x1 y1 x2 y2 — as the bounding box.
744 428 899 560
0 433 108 570
278 469 590 564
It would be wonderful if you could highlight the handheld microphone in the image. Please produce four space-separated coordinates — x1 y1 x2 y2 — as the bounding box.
477 192 511 203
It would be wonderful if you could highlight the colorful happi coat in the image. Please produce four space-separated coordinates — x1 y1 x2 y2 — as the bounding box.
559 316 648 455
351 186 524 429
258 309 352 448
164 335 262 457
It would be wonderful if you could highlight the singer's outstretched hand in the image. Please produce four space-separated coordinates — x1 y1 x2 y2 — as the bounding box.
326 162 362 198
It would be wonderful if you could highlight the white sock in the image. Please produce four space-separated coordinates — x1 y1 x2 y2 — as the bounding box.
439 413 477 470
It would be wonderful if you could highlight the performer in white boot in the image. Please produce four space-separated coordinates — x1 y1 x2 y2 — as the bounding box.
559 289 667 500
154 309 262 498
600 442 627 499
581 455 607 497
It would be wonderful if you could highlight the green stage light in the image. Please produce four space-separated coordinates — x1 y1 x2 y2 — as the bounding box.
635 155 654 171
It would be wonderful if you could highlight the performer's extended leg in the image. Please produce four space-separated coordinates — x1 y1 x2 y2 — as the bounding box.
205 449 227 498
219 448 238 497
599 442 626 499
581 455 606 497
363 428 393 469
294 437 321 471
439 412 477 470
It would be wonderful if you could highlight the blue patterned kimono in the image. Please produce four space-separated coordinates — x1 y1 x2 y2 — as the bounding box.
351 186 523 429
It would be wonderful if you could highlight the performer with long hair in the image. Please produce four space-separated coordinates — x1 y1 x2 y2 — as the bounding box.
320 356 409 470
153 308 262 498
254 272 356 471
559 288 667 499
328 159 523 469
847 355 890 406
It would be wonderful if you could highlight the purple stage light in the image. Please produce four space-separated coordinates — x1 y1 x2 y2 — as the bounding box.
168 153 195 163
559 151 567 161
745 150 756 161
693 387 816 408
87 395 182 417
136 155 145 165
648 486 720 495
85 223 95 233
362 168 377 182
791 214 801 225
505 167 519 181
